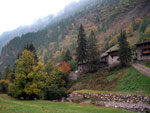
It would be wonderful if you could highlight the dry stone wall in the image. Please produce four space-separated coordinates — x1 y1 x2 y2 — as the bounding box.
66 92 150 112
68 92 150 104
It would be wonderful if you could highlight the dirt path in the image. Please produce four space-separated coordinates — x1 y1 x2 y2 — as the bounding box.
132 63 150 77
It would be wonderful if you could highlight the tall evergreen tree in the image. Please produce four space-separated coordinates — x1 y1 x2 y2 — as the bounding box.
76 24 87 65
139 17 148 33
87 31 99 72
64 49 72 62
118 30 131 67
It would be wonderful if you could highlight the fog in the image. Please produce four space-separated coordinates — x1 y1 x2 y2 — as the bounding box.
0 0 79 35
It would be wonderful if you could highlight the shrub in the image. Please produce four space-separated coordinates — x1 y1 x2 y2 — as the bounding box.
44 69 67 100
0 80 10 93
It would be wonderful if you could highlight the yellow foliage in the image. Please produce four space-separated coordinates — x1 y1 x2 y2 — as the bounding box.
72 23 75 29
108 33 120 46
126 24 133 35
145 26 150 34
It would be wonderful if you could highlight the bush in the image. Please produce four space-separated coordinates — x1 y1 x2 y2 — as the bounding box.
68 60 77 71
0 80 10 93
44 85 66 100
44 70 67 100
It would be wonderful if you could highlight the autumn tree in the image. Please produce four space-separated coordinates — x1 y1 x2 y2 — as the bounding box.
76 24 87 65
9 50 39 98
118 30 131 67
59 61 71 72
24 62 46 99
87 31 99 72
24 43 38 64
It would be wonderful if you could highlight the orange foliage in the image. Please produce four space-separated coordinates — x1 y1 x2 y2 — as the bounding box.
59 61 71 72
135 18 142 23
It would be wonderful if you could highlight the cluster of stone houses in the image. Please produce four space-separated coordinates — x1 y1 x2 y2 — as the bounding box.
78 40 150 72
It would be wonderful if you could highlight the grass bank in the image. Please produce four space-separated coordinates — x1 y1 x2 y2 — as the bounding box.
0 94 134 113
69 66 150 94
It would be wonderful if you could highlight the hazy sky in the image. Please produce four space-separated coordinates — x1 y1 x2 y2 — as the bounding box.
0 0 79 35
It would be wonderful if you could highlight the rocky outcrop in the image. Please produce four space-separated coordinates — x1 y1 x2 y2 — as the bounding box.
65 92 150 112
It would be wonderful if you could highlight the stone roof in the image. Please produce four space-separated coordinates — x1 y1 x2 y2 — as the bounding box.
100 44 119 58
136 40 150 46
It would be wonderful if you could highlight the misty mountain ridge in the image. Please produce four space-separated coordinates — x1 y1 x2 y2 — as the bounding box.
0 0 96 53
0 0 150 72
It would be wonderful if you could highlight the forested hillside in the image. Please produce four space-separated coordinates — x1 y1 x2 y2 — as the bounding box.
0 0 150 72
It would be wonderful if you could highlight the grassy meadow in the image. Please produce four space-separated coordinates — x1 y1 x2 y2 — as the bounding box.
0 94 135 113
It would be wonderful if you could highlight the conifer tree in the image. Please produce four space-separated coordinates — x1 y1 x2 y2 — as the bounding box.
76 24 87 65
139 17 147 33
64 49 72 62
118 30 131 67
87 31 99 72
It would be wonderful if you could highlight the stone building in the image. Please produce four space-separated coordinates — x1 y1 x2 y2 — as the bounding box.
78 62 88 73
100 44 120 67
107 50 119 65
100 53 108 68
136 40 150 61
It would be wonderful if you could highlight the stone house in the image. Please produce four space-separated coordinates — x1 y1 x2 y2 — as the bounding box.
99 53 108 68
136 40 150 61
78 62 88 73
78 45 120 72
100 44 120 67
107 50 119 65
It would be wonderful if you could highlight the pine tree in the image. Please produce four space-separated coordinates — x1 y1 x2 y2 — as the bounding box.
64 49 72 62
87 31 99 72
118 30 131 67
76 24 87 65
139 17 148 33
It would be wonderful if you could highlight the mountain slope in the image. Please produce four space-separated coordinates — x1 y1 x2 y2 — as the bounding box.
0 15 56 52
0 0 150 72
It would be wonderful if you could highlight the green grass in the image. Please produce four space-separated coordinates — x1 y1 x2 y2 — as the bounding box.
107 74 117 81
140 61 150 68
117 67 150 94
71 66 150 95
0 94 134 113
69 65 150 95
73 89 139 95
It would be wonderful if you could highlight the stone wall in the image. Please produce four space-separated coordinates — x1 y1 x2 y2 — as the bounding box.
68 92 150 104
66 92 150 112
